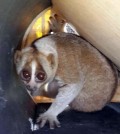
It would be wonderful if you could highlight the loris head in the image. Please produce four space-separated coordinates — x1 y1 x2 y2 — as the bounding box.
14 37 58 96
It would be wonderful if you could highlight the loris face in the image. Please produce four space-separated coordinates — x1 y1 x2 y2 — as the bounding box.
14 46 56 96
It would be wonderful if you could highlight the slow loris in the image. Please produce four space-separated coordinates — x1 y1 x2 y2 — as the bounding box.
14 32 118 129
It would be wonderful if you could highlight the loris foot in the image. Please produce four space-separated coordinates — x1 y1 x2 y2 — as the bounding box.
37 111 61 129
48 14 65 33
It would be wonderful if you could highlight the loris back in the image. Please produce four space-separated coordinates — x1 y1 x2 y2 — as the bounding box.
34 33 117 112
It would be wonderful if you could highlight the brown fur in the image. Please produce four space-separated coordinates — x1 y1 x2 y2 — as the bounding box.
14 33 118 129
15 33 118 112
45 33 118 112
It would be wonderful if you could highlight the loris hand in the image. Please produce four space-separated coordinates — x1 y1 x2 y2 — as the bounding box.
37 112 61 129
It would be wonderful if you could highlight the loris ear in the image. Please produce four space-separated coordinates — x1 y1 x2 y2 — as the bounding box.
14 50 22 64
47 53 55 69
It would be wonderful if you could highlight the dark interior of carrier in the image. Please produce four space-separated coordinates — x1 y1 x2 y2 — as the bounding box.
0 0 120 134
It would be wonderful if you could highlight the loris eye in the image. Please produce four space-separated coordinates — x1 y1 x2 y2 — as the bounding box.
21 70 31 81
36 71 46 82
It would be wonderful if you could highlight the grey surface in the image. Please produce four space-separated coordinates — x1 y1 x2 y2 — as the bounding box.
0 0 51 134
34 103 120 134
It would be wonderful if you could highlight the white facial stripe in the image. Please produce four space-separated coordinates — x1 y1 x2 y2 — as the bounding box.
30 61 37 85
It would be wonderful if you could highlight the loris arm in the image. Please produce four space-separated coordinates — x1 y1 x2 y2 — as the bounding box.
37 82 84 129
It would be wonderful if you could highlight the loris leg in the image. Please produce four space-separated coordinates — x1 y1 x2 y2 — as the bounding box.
37 83 84 129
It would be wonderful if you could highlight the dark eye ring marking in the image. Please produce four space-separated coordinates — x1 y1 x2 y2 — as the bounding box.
35 71 46 82
20 69 31 81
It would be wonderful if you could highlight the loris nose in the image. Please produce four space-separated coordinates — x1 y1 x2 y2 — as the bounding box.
26 85 37 91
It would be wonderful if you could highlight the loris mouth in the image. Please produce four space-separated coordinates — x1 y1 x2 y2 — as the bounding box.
25 86 36 96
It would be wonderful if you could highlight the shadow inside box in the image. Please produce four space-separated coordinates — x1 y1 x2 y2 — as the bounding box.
33 103 120 134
